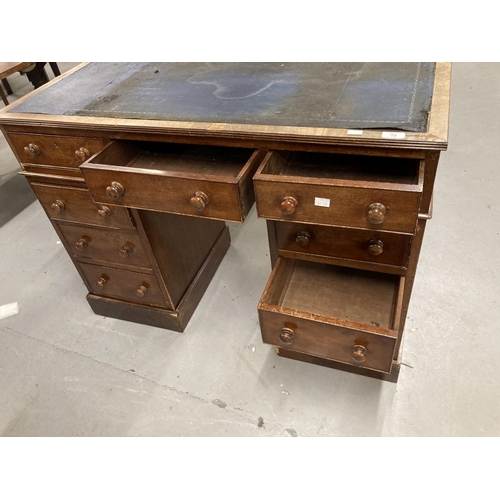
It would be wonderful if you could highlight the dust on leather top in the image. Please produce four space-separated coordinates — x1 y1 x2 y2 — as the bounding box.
11 62 436 133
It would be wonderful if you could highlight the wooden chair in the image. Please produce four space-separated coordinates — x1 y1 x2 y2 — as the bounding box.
0 62 61 106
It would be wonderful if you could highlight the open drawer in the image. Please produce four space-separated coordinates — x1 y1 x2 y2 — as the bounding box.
254 150 424 233
81 141 267 222
258 257 405 374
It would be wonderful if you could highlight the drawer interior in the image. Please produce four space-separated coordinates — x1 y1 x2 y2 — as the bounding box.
263 258 403 330
260 150 422 186
88 141 256 178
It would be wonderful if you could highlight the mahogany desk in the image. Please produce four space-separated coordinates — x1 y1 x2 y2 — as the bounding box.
0 63 450 382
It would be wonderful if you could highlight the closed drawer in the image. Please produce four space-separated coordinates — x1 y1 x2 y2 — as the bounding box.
79 262 167 307
275 222 411 269
8 133 105 168
254 151 423 233
258 257 404 373
81 141 267 222
57 224 151 270
30 182 134 229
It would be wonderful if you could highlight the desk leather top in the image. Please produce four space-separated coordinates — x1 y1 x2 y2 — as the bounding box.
9 62 436 133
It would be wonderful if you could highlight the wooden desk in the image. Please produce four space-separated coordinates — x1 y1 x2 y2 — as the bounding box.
0 62 450 382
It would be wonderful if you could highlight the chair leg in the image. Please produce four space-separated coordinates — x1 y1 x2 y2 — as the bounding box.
0 84 9 106
2 78 13 95
49 62 61 77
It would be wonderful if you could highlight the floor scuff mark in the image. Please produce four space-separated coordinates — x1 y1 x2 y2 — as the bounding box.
212 399 227 409
232 348 268 388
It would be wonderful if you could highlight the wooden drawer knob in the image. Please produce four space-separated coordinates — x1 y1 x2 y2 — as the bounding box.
24 143 41 158
190 191 209 211
366 202 387 224
136 285 148 297
50 200 66 213
106 181 124 200
351 345 367 363
280 196 298 215
295 231 311 246
75 147 90 161
368 238 384 256
96 277 107 288
279 327 295 346
75 238 88 250
97 206 111 218
119 245 132 258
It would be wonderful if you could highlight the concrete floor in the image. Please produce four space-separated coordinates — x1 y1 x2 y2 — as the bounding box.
0 62 498 437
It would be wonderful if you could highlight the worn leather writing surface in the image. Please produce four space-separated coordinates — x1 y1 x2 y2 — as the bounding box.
12 62 435 132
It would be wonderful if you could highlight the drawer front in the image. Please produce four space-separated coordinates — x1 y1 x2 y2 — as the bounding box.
275 222 411 268
57 224 151 269
259 309 397 373
8 133 105 168
254 179 421 233
81 143 267 222
79 262 167 307
83 170 244 221
258 257 403 374
30 182 134 229
22 164 88 179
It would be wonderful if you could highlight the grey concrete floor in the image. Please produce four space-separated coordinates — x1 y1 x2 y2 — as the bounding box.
0 62 499 437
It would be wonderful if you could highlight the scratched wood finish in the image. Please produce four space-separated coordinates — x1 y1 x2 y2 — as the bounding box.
2 123 430 159
254 151 424 233
258 258 404 373
30 182 135 229
275 222 412 269
276 347 401 382
8 132 105 168
21 163 87 179
82 142 267 222
57 223 152 270
87 294 179 329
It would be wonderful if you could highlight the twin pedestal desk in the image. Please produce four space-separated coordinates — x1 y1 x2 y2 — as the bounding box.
0 63 450 382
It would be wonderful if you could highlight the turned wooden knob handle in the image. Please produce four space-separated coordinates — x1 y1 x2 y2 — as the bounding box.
368 238 384 256
119 245 132 258
190 191 209 211
295 231 311 246
24 143 41 158
351 345 368 363
106 181 124 200
136 285 148 297
75 147 90 161
75 238 88 250
50 199 66 213
366 202 387 224
280 196 298 215
97 206 111 218
96 277 107 288
279 327 295 346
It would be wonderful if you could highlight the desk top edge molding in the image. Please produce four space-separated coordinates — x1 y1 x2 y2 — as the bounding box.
0 62 451 151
